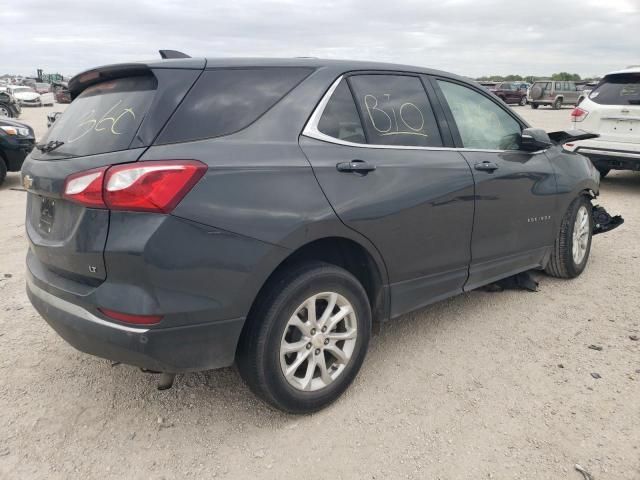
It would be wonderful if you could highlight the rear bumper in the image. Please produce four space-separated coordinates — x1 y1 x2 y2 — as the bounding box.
565 140 640 171
26 270 245 373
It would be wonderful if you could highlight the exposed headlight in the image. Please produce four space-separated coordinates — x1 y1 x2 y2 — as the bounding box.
0 125 30 136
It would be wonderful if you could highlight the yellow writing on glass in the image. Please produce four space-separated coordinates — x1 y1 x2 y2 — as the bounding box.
67 100 136 143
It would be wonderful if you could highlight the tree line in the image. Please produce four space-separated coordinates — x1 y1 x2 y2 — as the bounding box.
476 72 598 83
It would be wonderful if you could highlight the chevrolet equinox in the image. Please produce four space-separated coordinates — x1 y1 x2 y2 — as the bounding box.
23 55 615 413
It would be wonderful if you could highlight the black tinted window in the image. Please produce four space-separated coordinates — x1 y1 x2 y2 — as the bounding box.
38 76 156 158
157 67 312 144
590 73 640 105
317 80 365 143
348 75 442 147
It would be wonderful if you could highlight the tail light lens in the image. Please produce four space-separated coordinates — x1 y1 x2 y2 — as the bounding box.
105 160 206 213
62 160 207 213
63 167 107 208
570 107 589 122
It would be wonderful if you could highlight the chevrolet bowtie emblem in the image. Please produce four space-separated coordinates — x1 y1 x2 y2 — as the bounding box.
23 175 33 190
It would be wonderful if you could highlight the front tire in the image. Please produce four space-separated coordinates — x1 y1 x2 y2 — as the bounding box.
545 196 593 278
236 262 372 413
0 104 12 118
552 98 563 110
596 167 610 178
531 103 539 109
519 96 527 106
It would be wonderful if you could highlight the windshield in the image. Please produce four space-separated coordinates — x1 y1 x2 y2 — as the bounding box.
590 73 640 105
37 75 157 159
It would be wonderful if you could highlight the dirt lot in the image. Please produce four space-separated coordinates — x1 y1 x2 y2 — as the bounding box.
1 105 638 480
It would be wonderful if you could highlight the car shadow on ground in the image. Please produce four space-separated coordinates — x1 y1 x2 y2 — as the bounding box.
97 286 515 422
600 170 640 192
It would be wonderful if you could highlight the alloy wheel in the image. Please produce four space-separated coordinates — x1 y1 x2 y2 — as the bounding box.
280 292 357 392
572 205 590 264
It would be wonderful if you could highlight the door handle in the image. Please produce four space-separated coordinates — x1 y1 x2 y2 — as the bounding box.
474 161 499 172
336 160 376 174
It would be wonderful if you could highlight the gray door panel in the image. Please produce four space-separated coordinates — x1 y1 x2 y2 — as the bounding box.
462 150 557 289
300 136 475 317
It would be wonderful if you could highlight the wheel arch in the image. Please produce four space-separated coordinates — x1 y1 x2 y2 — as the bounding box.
243 235 391 343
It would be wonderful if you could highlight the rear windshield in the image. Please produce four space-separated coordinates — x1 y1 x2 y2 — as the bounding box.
590 73 640 105
155 67 312 144
38 76 156 158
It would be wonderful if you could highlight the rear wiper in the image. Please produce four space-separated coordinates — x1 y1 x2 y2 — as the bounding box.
35 140 65 153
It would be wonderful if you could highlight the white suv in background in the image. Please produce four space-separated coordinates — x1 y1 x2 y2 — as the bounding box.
564 66 640 177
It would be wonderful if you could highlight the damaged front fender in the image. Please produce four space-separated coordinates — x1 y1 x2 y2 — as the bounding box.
592 204 624 235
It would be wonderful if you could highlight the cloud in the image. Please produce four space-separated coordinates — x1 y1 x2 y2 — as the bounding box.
1 0 638 78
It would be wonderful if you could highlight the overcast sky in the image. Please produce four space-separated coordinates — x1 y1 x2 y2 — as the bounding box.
2 0 638 79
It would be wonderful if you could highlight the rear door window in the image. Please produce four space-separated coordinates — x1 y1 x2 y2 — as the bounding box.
348 74 442 147
590 73 640 105
437 80 521 150
156 67 312 144
317 79 365 143
37 76 156 158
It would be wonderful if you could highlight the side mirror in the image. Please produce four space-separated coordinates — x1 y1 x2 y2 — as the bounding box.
520 128 553 151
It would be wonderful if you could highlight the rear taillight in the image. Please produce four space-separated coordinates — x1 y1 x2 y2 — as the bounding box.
104 160 206 213
63 167 107 208
63 160 207 213
570 107 589 122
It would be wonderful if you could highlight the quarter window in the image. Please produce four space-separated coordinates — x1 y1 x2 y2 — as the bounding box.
348 75 442 147
317 80 365 144
157 67 313 144
437 80 522 150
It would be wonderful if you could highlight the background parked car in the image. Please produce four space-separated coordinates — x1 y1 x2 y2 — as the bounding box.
488 82 528 105
34 83 52 94
564 67 640 177
528 80 581 109
5 85 54 107
0 117 35 185
47 111 62 128
52 83 71 103
0 90 22 118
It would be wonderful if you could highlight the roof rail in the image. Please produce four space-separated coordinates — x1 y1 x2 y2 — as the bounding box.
159 50 191 59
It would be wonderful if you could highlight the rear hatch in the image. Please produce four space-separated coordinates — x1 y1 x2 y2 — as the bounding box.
23 61 204 285
584 72 640 144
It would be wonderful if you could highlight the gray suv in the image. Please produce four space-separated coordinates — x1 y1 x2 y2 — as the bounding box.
528 80 581 109
23 56 610 413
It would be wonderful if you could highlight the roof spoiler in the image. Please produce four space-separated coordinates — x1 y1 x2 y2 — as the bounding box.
159 50 191 59
68 63 151 99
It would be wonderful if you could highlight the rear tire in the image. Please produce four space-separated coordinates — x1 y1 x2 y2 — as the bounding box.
236 262 372 413
596 167 610 178
0 159 6 186
531 103 539 109
545 196 593 279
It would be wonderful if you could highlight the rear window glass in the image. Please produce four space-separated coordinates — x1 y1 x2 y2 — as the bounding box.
590 74 640 105
348 75 442 147
156 67 312 144
39 76 156 158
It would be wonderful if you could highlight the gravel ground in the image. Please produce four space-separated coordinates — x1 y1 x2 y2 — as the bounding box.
1 104 638 480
